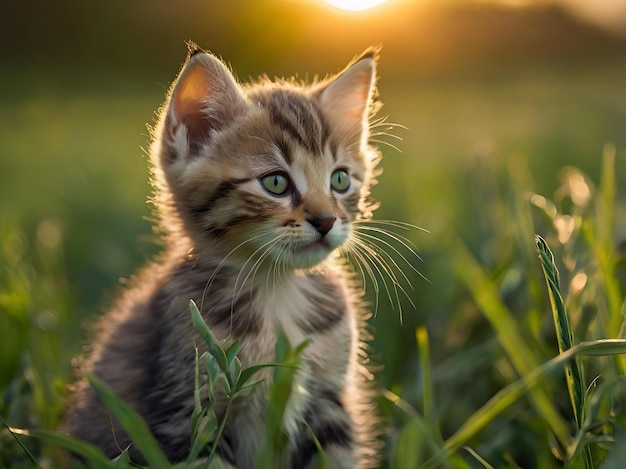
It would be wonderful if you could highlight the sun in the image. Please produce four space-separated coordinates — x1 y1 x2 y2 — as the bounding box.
322 0 389 12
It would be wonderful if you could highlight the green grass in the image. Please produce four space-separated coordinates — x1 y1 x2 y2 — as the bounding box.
1 62 626 467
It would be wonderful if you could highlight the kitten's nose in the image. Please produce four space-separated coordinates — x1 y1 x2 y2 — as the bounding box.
308 216 336 236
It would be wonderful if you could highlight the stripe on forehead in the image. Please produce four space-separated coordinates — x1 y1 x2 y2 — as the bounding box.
256 89 329 156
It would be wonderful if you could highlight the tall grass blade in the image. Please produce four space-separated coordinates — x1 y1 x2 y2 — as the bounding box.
449 237 570 447
393 418 428 469
19 427 115 468
535 236 585 425
462 446 494 469
422 339 626 468
536 235 591 467
186 347 218 466
304 422 330 469
190 300 228 373
598 145 624 337
257 331 312 466
384 389 447 465
416 326 443 445
88 374 170 469
1 416 43 469
568 375 626 461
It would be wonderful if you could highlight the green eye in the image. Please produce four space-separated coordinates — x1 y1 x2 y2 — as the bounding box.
330 169 350 193
261 173 289 195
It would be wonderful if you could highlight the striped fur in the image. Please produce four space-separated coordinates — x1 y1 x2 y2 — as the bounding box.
63 43 384 468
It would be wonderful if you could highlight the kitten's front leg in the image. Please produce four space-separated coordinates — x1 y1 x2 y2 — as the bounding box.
310 444 356 469
290 392 356 469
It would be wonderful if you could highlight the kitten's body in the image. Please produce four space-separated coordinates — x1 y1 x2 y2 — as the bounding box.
64 44 384 468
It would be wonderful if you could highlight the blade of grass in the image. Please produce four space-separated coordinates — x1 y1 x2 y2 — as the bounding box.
1 416 43 469
186 347 218 465
88 374 170 469
304 421 330 469
416 326 443 445
536 235 591 467
598 145 624 337
10 426 114 468
462 446 494 469
384 389 449 467
393 417 428 469
422 339 626 468
257 331 312 466
536 236 585 425
190 300 228 373
449 237 570 447
569 375 626 461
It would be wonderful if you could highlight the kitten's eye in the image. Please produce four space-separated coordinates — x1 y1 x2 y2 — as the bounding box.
261 173 290 196
330 169 350 193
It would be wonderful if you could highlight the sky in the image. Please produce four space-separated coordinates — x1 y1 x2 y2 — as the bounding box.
1 0 624 81
323 0 626 36
558 0 626 35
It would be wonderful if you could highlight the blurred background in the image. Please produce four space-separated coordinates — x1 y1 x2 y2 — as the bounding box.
1 0 626 467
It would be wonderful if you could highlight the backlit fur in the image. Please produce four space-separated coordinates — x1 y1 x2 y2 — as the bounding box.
63 43 387 468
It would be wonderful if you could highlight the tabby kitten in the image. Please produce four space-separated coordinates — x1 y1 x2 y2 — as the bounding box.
64 43 387 468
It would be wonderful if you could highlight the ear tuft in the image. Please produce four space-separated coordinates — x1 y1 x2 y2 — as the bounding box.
356 44 382 63
185 40 205 59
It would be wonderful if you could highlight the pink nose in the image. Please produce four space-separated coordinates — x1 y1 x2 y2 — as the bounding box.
308 216 336 236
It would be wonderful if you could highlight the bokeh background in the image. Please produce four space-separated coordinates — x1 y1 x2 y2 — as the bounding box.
1 0 626 467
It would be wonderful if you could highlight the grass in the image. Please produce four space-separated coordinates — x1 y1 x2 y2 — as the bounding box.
1 62 626 467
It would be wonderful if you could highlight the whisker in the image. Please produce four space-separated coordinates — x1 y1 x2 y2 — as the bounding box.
340 240 381 315
354 239 403 291
358 238 416 323
354 231 417 288
224 235 287 335
368 116 407 149
341 242 368 296
354 220 431 267
200 232 269 313
369 115 407 132
355 227 421 260
232 235 282 306
370 130 404 141
270 241 290 295
356 219 430 234
250 240 283 307
254 233 288 298
354 225 428 275
354 220 428 262
342 238 377 294
346 217 431 322
369 138 403 153
346 239 397 316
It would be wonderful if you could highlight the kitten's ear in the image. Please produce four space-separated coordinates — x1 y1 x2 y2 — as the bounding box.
318 48 378 143
165 48 245 158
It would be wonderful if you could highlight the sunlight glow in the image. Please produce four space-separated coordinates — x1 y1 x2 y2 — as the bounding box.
323 0 389 12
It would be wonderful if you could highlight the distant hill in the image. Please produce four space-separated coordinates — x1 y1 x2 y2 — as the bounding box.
297 2 626 76
2 1 625 77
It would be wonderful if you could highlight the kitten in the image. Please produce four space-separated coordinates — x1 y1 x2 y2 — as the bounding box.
64 42 388 468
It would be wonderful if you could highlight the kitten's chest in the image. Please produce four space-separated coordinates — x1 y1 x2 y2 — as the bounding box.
259 277 315 345
185 264 354 388
233 273 353 434
226 278 319 374
255 272 349 344
227 270 351 369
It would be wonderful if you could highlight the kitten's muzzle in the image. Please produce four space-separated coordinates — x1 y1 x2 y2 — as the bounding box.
307 216 336 236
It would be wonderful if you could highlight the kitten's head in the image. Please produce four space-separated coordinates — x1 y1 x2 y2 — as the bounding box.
151 43 381 270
